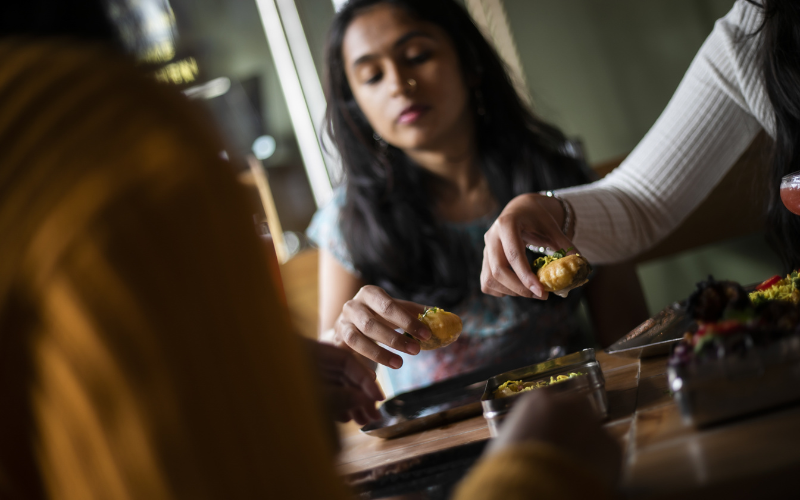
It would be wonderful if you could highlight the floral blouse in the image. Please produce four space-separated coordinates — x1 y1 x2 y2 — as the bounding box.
307 189 591 396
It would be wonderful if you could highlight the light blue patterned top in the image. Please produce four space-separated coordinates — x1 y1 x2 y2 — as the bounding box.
307 189 591 395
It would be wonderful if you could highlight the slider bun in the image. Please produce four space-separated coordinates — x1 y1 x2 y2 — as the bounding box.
536 254 591 298
416 308 463 350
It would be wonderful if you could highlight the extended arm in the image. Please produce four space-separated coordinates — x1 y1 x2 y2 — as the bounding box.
481 1 771 297
559 0 769 264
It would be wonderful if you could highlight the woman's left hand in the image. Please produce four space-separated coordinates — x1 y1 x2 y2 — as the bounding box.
329 285 431 369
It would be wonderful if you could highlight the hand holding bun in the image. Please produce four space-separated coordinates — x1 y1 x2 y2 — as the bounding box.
533 250 591 298
411 307 463 350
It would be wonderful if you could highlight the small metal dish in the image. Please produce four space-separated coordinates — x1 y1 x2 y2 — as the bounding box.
480 349 608 437
360 368 490 439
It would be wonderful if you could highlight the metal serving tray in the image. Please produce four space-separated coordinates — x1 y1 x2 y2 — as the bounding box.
360 355 589 439
480 349 608 437
605 302 695 358
360 370 487 439
669 334 800 427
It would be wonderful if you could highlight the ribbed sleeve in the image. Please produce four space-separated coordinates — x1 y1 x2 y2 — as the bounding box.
558 0 771 264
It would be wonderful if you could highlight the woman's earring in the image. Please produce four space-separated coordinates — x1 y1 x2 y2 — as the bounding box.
373 132 388 150
475 88 487 117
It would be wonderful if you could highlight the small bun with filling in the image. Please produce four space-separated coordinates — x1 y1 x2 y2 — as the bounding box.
406 307 463 350
533 250 591 298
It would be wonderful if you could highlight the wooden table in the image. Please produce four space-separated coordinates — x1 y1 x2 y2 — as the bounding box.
336 352 800 498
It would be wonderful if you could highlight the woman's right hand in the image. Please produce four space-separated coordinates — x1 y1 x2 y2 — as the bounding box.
331 285 433 369
481 193 578 299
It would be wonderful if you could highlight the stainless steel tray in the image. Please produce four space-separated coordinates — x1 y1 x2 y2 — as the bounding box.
669 334 800 427
480 349 607 437
360 368 489 439
605 302 695 358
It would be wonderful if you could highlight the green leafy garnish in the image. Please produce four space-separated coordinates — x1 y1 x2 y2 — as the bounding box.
552 247 573 259
694 334 720 354
419 307 441 319
721 307 755 323
791 270 800 289
532 247 574 271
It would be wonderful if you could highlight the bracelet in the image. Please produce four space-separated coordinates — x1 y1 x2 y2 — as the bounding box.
543 191 573 236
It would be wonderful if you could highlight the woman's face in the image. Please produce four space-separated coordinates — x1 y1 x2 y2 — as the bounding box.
342 4 472 152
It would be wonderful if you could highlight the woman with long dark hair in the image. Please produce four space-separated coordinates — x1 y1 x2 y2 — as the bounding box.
482 0 800 299
308 0 639 394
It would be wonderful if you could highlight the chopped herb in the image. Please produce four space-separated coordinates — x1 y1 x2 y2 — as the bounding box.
531 247 574 271
721 307 755 323
694 333 720 354
419 307 441 320
551 247 573 259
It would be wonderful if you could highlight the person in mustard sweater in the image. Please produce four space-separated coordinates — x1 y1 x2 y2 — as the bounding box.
0 0 620 498
454 391 620 500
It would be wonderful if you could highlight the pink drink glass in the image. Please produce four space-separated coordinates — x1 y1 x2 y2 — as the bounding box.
780 171 800 215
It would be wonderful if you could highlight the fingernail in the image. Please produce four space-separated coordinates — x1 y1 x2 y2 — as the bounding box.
390 358 403 369
417 327 432 340
406 341 420 355
529 286 542 298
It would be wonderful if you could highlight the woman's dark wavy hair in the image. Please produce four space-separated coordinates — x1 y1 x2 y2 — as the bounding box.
324 0 591 306
750 0 800 271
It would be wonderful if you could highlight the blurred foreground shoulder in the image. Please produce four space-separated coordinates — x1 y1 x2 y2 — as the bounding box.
0 38 227 192
453 442 616 500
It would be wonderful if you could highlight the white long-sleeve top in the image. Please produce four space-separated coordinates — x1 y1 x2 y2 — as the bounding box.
557 0 772 264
